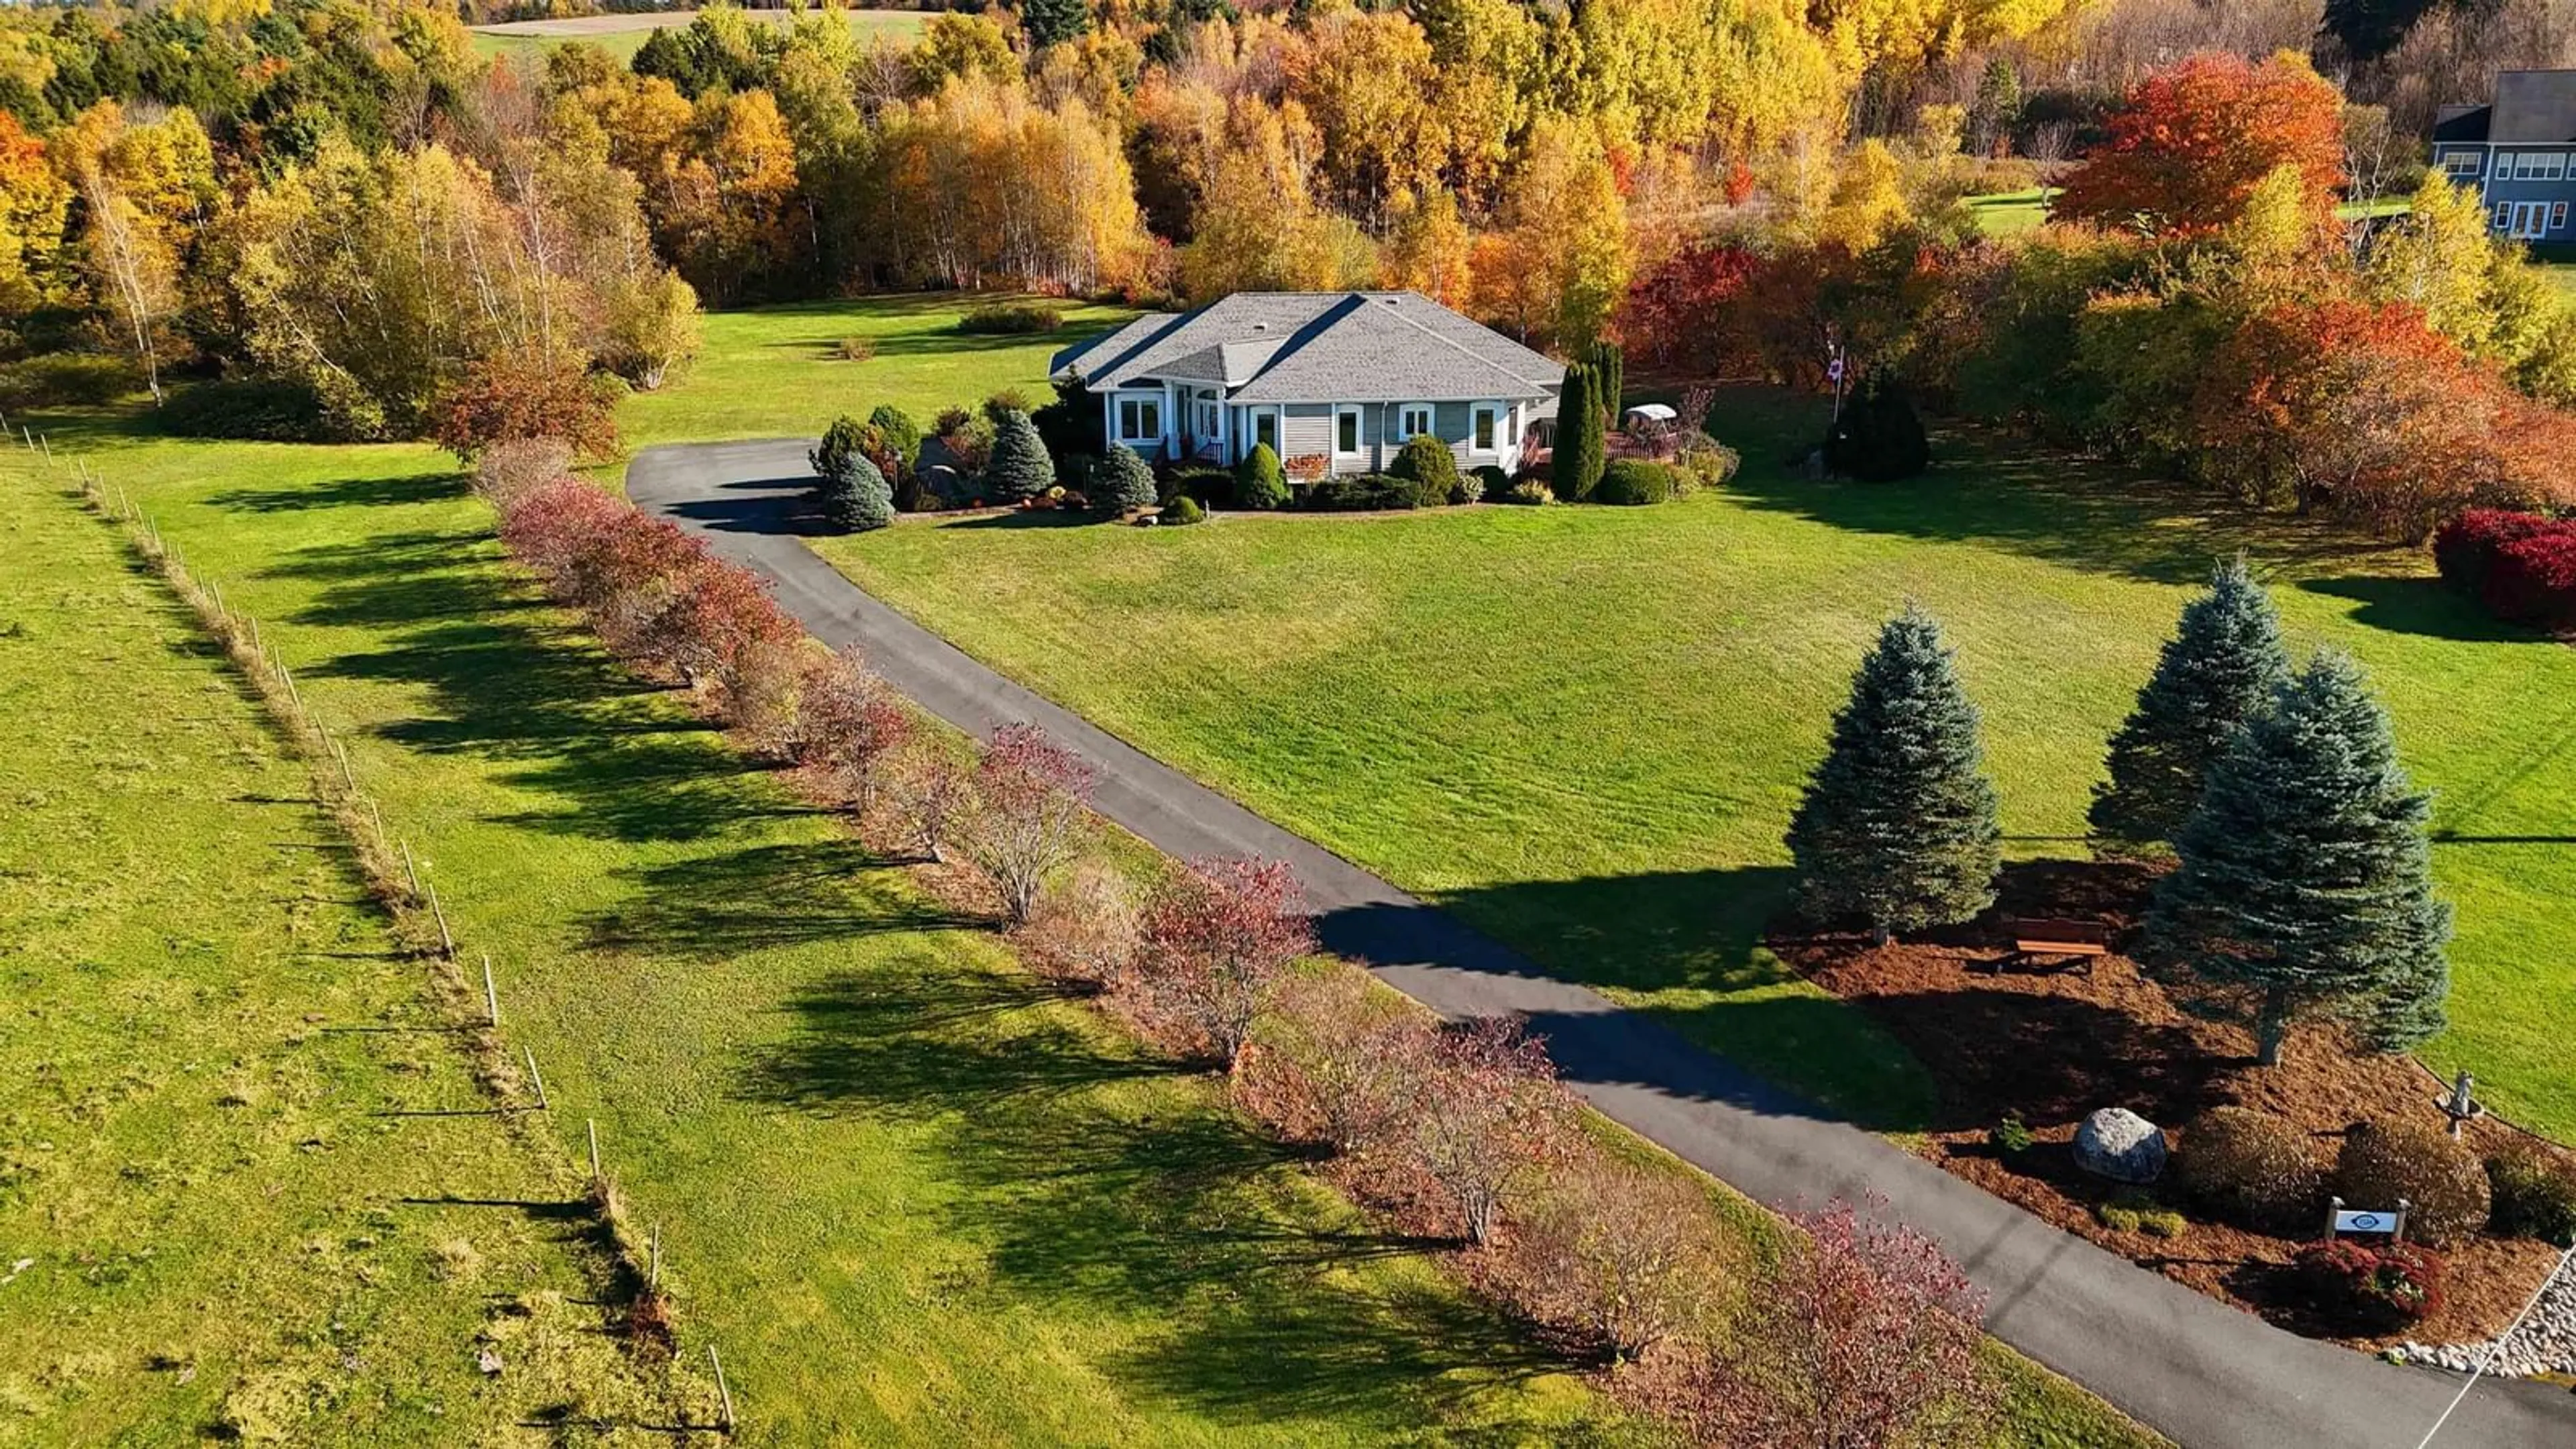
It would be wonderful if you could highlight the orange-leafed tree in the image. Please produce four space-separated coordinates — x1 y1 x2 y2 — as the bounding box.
2054 52 2346 237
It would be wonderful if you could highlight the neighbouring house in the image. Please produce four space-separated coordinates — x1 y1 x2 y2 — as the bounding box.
2434 69 2576 241
1047 291 1564 480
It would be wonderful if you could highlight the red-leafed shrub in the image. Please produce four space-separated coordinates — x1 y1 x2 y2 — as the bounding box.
2432 509 2576 632
1133 856 1316 1071
959 724 1093 923
1408 1016 1569 1246
797 648 912 814
1500 1151 1729 1360
435 343 621 463
2295 1240 2445 1329
1243 969 1435 1164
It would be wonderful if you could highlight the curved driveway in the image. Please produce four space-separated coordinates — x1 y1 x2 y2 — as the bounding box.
631 438 2575 1449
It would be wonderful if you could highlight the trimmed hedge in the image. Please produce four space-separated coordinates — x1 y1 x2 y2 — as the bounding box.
1595 459 1680 506
2173 1107 2321 1230
1234 443 1289 511
1390 433 1461 503
1302 473 1417 512
156 378 335 441
1161 495 1205 525
957 302 1065 335
2487 1144 2576 1244
2434 508 2576 633
2331 1119 2490 1246
0 353 138 410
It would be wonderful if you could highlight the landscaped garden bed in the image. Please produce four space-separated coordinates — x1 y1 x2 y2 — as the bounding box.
1772 858 2573 1350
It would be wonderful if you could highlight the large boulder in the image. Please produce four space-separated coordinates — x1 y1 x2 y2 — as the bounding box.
2074 1108 2169 1184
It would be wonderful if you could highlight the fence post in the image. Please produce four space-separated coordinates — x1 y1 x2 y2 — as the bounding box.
649 1223 661 1291
399 838 421 899
425 881 454 958
523 1046 549 1110
708 1344 735 1433
482 954 500 1027
588 1118 602 1180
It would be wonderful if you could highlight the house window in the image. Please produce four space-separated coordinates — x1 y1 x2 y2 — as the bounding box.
1334 407 1361 455
1397 403 1433 439
2495 201 2514 230
1116 396 1163 443
2546 154 2570 180
2496 152 2517 178
1252 409 1279 455
2557 201 2571 232
1471 405 1499 453
2442 150 2481 178
1194 393 1219 446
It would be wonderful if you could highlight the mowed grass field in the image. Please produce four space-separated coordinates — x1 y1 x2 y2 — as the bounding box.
469 7 927 64
3 295 2155 1447
9 410 1650 1442
819 391 2576 1144
0 468 682 1442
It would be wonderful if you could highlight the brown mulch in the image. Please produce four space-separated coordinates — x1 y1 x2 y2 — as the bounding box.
1772 859 2569 1349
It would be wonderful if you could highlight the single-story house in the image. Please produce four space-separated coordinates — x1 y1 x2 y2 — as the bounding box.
1047 290 1564 479
2433 68 2576 241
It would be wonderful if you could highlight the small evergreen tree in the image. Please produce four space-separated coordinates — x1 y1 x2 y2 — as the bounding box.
1090 447 1158 515
825 453 895 533
1785 606 2002 941
2139 650 2452 1066
981 407 1055 503
2090 556 2292 853
1969 57 2022 153
1234 442 1289 509
865 404 922 472
1019 0 1092 49
1555 362 1605 502
810 414 866 500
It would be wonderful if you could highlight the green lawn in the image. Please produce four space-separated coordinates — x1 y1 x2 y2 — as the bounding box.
13 397 1644 1442
0 466 682 1442
619 294 1136 458
1968 189 2417 237
469 7 927 64
817 390 2576 1144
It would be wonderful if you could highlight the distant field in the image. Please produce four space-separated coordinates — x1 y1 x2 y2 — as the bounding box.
1970 189 2416 237
0 467 679 1442
470 7 927 62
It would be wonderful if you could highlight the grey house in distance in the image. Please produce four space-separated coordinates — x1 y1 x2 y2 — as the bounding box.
2434 68 2576 241
1049 291 1564 479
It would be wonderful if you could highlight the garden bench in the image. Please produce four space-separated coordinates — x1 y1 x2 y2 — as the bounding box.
1992 917 2114 975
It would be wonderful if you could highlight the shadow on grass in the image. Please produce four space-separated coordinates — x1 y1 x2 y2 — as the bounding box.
580 839 976 958
1313 865 1941 1134
206 470 465 513
735 953 1575 1430
2295 575 2547 644
252 521 796 845
1707 388 2410 587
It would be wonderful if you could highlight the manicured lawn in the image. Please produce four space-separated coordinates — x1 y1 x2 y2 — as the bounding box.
0 465 676 1442
1966 188 2056 235
5 294 2155 1447
470 8 927 64
14 421 1638 1440
818 390 2576 1144
621 295 1133 458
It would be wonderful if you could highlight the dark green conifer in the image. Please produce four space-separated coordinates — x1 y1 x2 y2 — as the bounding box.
824 453 894 533
1089 447 1158 515
2090 556 2292 853
1785 606 2002 940
981 407 1055 503
1554 362 1605 502
2139 650 2452 1065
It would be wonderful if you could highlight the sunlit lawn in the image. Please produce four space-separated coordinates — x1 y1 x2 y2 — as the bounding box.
0 464 680 1443
818 389 2576 1145
7 303 1652 1444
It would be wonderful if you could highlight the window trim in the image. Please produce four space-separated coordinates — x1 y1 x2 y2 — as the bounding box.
1333 405 1363 457
1396 402 1434 441
1250 407 1281 458
1114 392 1165 445
2555 201 2571 231
1470 403 1502 454
2442 150 2482 178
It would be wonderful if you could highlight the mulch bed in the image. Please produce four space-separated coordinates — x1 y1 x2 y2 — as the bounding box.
1772 859 2568 1349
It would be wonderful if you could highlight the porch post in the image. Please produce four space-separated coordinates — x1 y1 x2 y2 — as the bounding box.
1216 396 1230 463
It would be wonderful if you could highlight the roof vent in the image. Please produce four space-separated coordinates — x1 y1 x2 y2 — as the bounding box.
1250 322 1269 332
1380 296 1399 305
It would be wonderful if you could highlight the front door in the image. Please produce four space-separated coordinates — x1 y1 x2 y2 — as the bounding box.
2511 201 2549 239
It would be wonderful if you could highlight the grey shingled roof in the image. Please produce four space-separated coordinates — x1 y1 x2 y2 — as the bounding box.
1049 292 1560 404
2493 69 2576 143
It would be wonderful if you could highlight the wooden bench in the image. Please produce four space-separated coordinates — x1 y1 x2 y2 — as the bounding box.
1992 917 2114 975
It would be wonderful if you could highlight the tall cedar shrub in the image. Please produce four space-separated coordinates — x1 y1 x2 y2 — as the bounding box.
1089 447 1159 515
826 453 895 533
865 404 922 471
1555 362 1605 502
1234 442 1290 510
2139 651 2452 1065
811 415 866 498
2090 556 2292 852
1589 339 1625 423
1823 379 1929 482
1784 606 2002 940
982 407 1055 503
1389 433 1460 500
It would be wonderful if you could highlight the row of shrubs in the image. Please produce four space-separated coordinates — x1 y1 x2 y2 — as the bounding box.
2434 508 2576 633
2151 1106 2573 1329
956 301 1066 335
476 436 2006 1441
